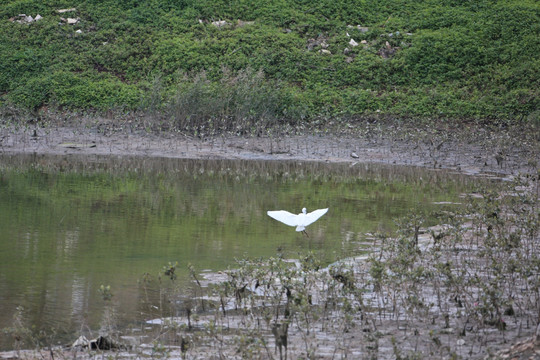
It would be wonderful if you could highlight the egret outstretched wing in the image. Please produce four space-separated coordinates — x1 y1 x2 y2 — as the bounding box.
267 210 299 227
301 208 328 227
267 208 328 233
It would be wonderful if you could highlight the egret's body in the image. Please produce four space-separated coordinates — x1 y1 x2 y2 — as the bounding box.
267 207 328 235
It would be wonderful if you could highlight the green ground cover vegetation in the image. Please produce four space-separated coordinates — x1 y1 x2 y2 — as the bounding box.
1 0 539 130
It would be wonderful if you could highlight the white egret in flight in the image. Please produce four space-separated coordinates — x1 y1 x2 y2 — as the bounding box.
267 208 328 236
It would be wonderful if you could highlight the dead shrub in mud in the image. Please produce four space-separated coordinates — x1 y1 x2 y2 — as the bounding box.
366 174 540 358
146 253 367 359
165 68 294 136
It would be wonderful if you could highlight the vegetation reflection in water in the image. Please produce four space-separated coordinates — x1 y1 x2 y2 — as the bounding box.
0 154 475 349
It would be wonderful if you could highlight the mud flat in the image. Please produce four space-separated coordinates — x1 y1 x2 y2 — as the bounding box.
1 121 538 178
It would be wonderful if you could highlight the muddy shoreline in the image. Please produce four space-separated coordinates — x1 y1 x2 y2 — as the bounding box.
1 122 537 179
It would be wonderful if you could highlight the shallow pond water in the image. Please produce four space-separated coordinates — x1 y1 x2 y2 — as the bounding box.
0 153 478 349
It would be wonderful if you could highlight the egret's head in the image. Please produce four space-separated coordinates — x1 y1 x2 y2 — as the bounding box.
302 207 307 214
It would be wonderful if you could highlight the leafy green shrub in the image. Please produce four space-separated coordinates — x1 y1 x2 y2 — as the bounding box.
0 47 47 92
8 75 51 110
54 77 141 110
403 28 485 84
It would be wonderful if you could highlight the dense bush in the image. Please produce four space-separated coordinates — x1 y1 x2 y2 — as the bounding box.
0 0 538 126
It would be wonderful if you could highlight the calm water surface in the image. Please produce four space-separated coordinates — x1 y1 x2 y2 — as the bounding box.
0 154 475 349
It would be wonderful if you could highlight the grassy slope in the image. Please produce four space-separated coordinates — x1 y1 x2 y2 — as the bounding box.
0 0 539 127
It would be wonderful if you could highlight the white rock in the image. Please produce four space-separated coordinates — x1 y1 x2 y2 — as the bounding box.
360 40 368 44
56 8 76 13
211 20 228 27
72 335 90 348
351 152 359 159
348 25 369 32
66 17 79 24
76 29 82 33
35 14 42 21
349 39 359 47
319 49 331 55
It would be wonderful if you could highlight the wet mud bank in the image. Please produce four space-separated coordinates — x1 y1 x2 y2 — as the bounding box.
1 123 537 179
